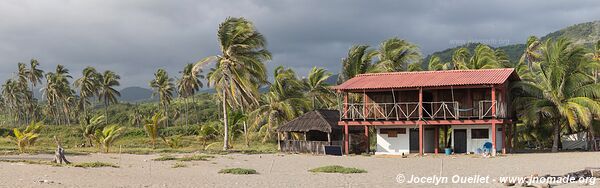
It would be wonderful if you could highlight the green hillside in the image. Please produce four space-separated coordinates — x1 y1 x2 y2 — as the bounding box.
425 20 600 66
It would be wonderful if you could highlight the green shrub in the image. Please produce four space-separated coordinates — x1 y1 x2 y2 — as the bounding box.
218 168 257 174
161 126 198 137
309 165 367 174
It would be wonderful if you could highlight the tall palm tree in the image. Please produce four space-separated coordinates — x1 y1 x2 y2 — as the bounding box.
98 70 121 125
194 17 271 150
74 67 100 115
150 69 174 127
304 67 334 110
375 37 422 72
2 79 22 124
42 65 73 125
337 45 378 84
25 59 44 123
513 38 600 152
177 64 203 126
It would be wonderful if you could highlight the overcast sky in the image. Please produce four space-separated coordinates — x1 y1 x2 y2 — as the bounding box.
1 0 600 88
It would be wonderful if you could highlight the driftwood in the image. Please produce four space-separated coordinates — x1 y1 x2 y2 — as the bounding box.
52 136 70 164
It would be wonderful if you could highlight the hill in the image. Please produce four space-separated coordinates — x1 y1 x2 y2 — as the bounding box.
425 20 600 67
119 86 154 102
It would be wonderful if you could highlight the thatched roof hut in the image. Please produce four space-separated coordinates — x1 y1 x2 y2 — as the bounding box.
276 109 341 133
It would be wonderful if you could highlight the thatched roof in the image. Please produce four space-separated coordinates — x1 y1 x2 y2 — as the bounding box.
276 110 341 133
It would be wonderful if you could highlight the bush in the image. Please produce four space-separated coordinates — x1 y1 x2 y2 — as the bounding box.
177 155 213 161
309 165 367 174
161 126 198 137
172 162 187 168
218 168 257 175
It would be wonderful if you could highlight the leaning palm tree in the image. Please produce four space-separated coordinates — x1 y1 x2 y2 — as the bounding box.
304 67 335 110
374 37 422 72
194 17 271 150
337 45 378 84
251 66 307 142
98 70 121 125
512 37 600 152
177 64 203 126
150 69 175 127
74 67 100 114
144 113 165 148
520 36 542 70
451 47 470 70
94 125 125 153
427 56 450 71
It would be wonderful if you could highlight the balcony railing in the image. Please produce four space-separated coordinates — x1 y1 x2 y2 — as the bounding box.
341 100 504 121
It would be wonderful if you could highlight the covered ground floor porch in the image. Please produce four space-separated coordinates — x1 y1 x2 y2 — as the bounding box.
339 119 514 155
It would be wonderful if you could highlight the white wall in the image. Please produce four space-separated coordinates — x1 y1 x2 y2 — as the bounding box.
451 125 503 153
376 126 410 155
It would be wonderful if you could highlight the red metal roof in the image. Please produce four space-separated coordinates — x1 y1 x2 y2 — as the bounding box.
333 68 519 91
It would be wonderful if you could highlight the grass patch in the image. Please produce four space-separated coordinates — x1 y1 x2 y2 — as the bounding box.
177 155 214 161
0 159 62 166
172 162 187 168
153 155 178 161
218 168 257 175
309 165 367 174
72 161 119 168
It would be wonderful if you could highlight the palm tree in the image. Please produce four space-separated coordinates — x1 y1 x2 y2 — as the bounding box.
512 38 600 152
194 17 271 150
251 66 307 142
98 70 121 125
80 115 105 147
129 109 143 127
337 45 378 84
42 65 73 125
304 67 334 110
150 69 175 127
94 125 125 153
144 113 165 148
520 36 542 70
74 67 101 115
177 64 203 126
2 79 22 124
25 59 44 123
427 56 450 71
451 47 470 70
374 37 422 72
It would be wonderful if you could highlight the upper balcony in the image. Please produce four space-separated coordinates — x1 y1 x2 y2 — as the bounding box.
340 100 507 121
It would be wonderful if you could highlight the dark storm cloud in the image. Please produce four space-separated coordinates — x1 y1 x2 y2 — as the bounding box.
0 0 599 87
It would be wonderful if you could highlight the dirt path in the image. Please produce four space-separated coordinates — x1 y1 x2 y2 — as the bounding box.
0 152 598 187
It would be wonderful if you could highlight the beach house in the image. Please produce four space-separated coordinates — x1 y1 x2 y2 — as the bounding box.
333 68 520 155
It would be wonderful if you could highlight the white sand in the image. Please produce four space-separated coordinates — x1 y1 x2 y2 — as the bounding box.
0 152 598 187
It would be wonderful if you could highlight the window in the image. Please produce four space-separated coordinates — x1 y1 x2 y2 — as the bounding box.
380 128 406 137
471 129 489 139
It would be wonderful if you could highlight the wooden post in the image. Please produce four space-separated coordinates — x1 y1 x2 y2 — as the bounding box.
327 133 331 144
491 86 497 155
363 92 368 119
434 127 439 154
277 132 281 151
344 123 349 155
343 92 349 119
419 88 424 156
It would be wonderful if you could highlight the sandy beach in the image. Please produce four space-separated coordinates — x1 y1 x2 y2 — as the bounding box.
0 152 598 188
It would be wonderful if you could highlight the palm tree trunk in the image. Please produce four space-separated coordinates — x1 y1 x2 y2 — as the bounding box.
222 90 229 151
552 119 560 152
185 97 189 126
105 100 109 125
589 124 596 151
